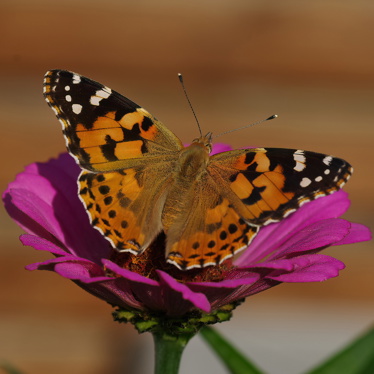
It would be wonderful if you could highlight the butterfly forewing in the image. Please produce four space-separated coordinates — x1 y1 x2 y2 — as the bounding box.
43 70 183 172
209 148 352 225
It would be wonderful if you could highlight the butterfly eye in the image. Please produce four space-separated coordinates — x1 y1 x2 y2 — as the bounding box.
205 143 212 153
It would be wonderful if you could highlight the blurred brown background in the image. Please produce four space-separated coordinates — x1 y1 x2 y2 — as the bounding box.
1 1 373 373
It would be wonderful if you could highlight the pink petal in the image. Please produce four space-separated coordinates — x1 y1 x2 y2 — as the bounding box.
236 191 350 265
332 222 372 246
265 254 345 282
103 260 170 313
54 261 110 281
4 154 111 263
103 260 158 286
5 189 65 244
211 143 232 155
157 271 211 314
269 218 351 259
25 255 83 271
20 234 67 255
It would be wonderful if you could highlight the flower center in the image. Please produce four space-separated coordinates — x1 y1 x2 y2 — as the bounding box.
107 233 235 283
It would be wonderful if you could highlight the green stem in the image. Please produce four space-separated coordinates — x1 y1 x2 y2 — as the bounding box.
152 331 194 374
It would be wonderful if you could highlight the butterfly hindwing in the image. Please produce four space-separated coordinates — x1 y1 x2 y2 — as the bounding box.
79 163 174 254
165 174 259 269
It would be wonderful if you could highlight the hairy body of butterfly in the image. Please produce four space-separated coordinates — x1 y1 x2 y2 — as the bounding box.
43 70 353 270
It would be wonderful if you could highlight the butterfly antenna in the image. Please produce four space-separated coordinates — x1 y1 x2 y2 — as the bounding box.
178 73 203 137
214 114 278 139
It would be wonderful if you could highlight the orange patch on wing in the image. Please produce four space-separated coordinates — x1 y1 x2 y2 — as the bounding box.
140 123 158 140
205 198 230 224
76 112 118 132
114 140 144 159
77 127 124 148
119 111 145 130
252 152 271 172
93 112 119 129
79 170 146 253
251 168 294 211
230 173 254 199
232 149 268 170
84 147 110 165
243 202 266 219
109 208 145 251
232 154 248 170
118 110 158 141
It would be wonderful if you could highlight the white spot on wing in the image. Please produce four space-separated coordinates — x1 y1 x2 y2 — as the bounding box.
65 85 70 91
90 96 102 106
300 177 312 187
65 95 72 102
315 176 323 182
294 162 306 172
96 88 112 98
51 106 59 116
324 169 330 175
293 150 306 172
72 74 81 84
323 156 333 166
294 150 305 158
298 198 312 207
72 104 82 114
90 88 112 106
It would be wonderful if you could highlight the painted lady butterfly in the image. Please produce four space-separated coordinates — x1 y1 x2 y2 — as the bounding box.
43 70 352 270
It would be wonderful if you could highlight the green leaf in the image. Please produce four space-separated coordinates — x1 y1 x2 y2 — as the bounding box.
200 326 264 374
306 326 374 374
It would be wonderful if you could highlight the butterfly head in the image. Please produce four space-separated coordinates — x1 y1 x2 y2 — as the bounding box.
192 132 213 153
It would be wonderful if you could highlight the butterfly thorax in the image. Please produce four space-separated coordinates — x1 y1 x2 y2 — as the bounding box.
161 135 212 231
177 137 211 179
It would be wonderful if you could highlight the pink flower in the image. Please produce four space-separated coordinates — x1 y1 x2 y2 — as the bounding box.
3 145 371 317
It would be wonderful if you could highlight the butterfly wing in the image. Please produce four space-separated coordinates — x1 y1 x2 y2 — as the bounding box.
79 165 173 253
43 70 183 171
165 173 259 270
208 147 353 225
44 70 183 253
166 147 352 270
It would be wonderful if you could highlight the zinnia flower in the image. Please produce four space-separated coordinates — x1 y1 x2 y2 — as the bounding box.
3 145 370 327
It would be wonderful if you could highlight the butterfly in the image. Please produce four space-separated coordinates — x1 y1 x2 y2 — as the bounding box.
43 70 353 270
